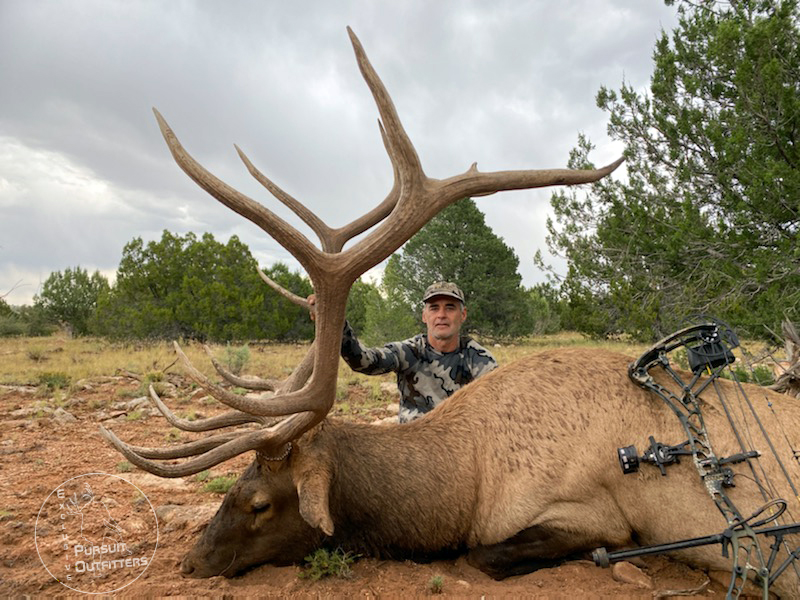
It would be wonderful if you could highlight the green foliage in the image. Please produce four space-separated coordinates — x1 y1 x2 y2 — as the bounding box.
428 575 444 594
15 305 56 337
546 0 800 339
382 198 535 338
360 283 417 346
525 283 563 335
34 267 110 336
298 548 357 581
224 343 251 375
202 475 238 494
727 364 775 386
0 297 12 318
116 461 133 473
0 315 26 337
93 231 313 342
37 371 70 390
258 262 314 341
126 409 145 421
346 278 379 333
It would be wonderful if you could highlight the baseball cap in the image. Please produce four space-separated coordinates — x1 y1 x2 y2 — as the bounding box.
422 281 465 304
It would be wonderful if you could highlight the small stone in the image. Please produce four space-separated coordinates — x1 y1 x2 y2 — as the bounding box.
52 407 77 424
612 561 652 589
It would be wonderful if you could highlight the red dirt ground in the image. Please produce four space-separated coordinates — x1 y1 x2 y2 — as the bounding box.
0 377 737 598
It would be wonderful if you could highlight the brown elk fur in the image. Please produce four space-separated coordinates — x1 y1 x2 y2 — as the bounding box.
180 347 800 596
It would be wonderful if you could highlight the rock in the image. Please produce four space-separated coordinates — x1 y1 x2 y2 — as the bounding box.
126 396 152 411
10 405 51 418
122 516 150 535
74 379 94 391
52 407 77 424
98 410 127 421
612 561 652 589
123 472 192 492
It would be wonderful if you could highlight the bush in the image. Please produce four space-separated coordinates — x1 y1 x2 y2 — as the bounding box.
298 548 358 581
37 371 70 390
224 343 250 375
0 316 26 337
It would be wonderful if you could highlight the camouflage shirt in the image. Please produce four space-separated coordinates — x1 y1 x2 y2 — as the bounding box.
341 322 498 423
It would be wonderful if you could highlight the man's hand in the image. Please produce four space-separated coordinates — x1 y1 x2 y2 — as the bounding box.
307 294 317 322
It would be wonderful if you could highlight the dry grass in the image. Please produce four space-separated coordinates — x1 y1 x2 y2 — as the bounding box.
0 332 651 388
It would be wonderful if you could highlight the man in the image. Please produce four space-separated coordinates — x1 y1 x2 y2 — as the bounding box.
310 281 497 422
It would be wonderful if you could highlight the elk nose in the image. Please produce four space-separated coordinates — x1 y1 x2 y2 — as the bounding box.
179 557 195 576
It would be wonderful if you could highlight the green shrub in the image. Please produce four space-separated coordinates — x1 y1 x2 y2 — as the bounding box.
298 548 357 581
37 371 70 390
126 410 144 421
224 343 251 375
751 365 775 387
202 475 237 494
428 575 444 594
0 316 26 337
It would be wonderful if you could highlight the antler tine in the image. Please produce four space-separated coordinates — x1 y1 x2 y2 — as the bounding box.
236 145 339 252
256 268 311 309
276 340 316 394
147 384 267 432
112 429 248 460
238 139 399 253
172 341 325 416
99 412 314 477
203 342 282 391
347 27 423 183
153 108 320 267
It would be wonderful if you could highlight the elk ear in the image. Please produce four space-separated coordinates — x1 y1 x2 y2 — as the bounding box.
295 467 334 536
292 441 335 536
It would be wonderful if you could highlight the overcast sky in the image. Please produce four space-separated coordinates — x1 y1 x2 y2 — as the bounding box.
0 1 677 306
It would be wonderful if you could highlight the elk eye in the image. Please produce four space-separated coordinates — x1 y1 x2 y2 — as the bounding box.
252 500 271 513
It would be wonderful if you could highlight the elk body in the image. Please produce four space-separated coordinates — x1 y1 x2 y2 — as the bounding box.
174 349 800 597
98 28 799 596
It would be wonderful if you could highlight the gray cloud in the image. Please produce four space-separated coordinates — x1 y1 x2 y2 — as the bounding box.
0 0 676 305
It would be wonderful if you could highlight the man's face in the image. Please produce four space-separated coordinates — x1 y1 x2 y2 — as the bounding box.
421 295 467 342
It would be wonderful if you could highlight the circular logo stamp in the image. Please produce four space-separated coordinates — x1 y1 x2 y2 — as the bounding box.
35 472 159 594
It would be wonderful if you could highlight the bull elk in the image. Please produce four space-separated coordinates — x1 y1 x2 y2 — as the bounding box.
100 29 800 597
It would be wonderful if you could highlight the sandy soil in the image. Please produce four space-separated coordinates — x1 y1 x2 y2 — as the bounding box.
0 377 734 598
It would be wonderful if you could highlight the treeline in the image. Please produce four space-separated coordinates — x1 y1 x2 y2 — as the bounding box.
2 200 561 343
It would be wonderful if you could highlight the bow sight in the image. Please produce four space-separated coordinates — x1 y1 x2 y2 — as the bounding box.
593 320 800 599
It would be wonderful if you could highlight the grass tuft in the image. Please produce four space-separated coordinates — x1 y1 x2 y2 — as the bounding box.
202 475 237 494
37 371 70 390
298 548 358 581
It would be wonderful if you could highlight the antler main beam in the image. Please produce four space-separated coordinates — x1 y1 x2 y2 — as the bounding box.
103 27 623 477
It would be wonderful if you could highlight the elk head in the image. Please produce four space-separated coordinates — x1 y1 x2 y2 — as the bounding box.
100 27 623 577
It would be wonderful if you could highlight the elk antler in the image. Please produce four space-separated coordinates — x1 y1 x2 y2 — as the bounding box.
100 27 623 476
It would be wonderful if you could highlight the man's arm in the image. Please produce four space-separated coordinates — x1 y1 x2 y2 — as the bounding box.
341 321 402 375
307 293 402 376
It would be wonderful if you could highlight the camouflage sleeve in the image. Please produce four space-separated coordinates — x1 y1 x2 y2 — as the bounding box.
340 321 402 375
467 340 498 378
